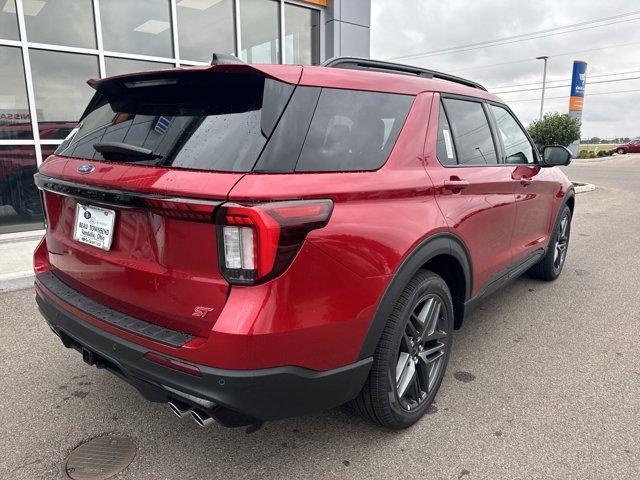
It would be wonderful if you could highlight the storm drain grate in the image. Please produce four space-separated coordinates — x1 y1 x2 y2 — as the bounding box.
65 434 136 480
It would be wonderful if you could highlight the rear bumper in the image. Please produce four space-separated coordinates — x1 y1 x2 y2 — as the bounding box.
36 285 372 426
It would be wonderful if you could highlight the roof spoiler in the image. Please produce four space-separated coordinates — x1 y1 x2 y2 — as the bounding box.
83 61 302 120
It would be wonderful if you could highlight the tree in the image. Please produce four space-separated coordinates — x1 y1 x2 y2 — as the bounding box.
527 113 581 149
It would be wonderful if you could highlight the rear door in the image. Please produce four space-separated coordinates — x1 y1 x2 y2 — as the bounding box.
487 103 556 262
426 95 517 296
38 67 300 338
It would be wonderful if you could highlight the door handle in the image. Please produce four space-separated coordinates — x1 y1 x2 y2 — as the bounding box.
443 177 469 191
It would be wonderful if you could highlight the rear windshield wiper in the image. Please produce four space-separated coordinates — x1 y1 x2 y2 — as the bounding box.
93 141 163 160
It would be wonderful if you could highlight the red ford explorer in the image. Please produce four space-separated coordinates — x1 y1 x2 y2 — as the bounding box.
34 56 574 429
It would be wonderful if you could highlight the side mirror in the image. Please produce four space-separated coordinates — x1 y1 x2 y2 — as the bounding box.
540 145 572 167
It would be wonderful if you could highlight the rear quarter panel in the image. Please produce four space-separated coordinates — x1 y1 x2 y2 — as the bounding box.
221 92 449 369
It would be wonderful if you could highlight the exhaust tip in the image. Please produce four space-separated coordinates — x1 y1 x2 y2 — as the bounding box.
191 409 215 427
168 400 191 418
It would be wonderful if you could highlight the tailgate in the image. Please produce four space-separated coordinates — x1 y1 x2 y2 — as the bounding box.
38 158 242 337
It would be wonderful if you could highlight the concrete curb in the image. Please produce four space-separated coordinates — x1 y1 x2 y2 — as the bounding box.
0 272 35 293
572 182 596 194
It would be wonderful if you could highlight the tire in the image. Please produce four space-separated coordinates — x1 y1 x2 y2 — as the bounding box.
617 148 626 155
528 205 572 281
349 270 454 429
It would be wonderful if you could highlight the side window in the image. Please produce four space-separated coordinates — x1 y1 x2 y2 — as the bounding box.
436 102 457 166
442 98 498 165
295 88 413 172
490 104 535 164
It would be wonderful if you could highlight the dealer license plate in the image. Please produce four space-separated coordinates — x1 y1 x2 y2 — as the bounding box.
73 204 116 251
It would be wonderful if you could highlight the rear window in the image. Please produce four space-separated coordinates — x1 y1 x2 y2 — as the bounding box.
56 72 413 173
56 73 294 172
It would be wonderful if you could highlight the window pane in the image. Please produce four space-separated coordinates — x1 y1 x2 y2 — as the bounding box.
100 0 173 58
25 0 96 48
296 89 413 172
442 98 497 165
490 105 535 164
0 0 19 40
106 57 173 77
177 0 235 62
29 49 98 140
436 102 456 166
56 73 294 173
0 146 44 234
284 4 320 65
0 46 32 140
239 0 279 64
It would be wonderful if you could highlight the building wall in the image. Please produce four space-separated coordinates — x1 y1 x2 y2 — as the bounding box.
325 0 371 58
0 0 369 236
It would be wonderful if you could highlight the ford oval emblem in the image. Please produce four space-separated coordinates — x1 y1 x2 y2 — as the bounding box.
77 164 95 174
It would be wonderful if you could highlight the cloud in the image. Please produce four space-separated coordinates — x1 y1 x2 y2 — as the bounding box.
371 0 640 138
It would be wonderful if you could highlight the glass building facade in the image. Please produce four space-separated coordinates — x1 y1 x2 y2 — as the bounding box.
0 0 323 235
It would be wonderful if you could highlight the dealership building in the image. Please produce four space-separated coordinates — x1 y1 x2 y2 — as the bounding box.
0 0 371 238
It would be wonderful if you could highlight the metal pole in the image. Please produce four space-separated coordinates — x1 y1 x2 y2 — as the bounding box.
536 56 549 121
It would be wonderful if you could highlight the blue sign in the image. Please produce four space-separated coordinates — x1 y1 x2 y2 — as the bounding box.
570 61 587 98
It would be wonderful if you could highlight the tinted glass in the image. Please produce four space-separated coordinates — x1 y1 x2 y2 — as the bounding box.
436 102 456 166
255 86 321 172
177 0 235 62
106 57 173 77
239 0 279 64
296 89 413 172
56 74 294 173
0 0 19 40
284 4 320 65
25 0 96 48
0 146 44 234
29 49 98 140
0 46 32 140
443 98 497 165
490 105 535 164
100 0 173 57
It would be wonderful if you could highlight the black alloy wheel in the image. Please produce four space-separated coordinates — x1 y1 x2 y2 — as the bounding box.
528 205 572 281
394 294 447 412
350 270 454 429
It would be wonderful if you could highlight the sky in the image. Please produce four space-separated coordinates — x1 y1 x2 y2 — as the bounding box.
371 0 640 139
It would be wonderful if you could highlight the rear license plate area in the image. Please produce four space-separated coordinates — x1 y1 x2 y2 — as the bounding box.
73 204 116 251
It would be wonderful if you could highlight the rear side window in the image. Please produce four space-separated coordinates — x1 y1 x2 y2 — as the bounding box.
295 89 413 172
442 98 497 165
56 73 294 172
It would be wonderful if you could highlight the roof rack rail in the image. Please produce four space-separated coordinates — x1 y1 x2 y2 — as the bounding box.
321 56 487 91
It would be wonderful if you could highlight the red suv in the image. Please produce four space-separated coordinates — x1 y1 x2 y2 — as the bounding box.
34 56 574 429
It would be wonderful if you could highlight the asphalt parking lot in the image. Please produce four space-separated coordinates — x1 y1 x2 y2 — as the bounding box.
1 154 639 479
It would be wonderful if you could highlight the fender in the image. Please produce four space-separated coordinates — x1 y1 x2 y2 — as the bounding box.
357 233 472 360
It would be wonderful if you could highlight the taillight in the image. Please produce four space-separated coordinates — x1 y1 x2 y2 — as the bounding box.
143 198 218 222
216 199 333 285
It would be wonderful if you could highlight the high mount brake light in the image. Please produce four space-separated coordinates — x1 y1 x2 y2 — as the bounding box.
216 199 333 285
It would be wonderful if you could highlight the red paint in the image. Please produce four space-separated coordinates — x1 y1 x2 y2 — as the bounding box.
35 64 572 373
